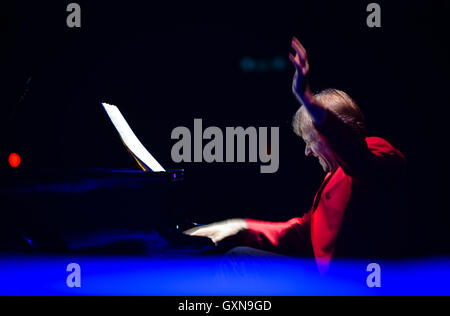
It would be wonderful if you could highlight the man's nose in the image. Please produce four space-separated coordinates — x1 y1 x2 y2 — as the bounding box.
305 145 313 157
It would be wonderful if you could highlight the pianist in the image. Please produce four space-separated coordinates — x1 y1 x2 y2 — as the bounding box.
185 37 408 274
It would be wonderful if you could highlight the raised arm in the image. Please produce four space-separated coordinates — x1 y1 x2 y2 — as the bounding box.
289 37 328 127
290 37 371 178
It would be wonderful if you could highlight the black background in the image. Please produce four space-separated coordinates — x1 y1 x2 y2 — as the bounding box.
1 1 449 256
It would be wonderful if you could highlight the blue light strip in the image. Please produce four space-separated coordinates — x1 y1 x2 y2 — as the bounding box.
0 256 448 296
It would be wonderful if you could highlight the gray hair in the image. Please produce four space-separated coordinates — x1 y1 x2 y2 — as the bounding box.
292 89 367 138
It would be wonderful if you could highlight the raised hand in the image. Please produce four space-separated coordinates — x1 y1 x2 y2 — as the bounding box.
289 37 313 104
289 36 327 126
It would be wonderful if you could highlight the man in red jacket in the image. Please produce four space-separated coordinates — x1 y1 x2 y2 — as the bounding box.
185 37 407 273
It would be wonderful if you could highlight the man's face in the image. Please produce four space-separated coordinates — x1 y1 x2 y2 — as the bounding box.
300 123 338 173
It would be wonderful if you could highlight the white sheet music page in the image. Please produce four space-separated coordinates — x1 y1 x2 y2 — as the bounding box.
101 102 166 172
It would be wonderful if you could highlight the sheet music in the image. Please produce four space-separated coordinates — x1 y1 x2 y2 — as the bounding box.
102 102 166 172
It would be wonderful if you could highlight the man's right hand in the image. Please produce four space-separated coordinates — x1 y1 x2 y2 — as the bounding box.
183 219 248 245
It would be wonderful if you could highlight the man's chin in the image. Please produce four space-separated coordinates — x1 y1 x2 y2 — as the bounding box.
319 161 329 172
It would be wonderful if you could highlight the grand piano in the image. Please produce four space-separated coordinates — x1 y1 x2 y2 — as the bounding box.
0 168 216 255
0 100 219 255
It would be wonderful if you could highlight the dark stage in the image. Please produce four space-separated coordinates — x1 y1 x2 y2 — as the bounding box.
0 1 449 296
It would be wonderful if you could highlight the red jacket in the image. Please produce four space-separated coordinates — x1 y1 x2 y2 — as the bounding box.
244 113 407 274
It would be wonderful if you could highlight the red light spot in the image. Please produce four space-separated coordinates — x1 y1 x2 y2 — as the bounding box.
9 153 21 168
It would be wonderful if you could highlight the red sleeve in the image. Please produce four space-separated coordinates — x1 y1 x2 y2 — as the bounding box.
243 211 312 255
